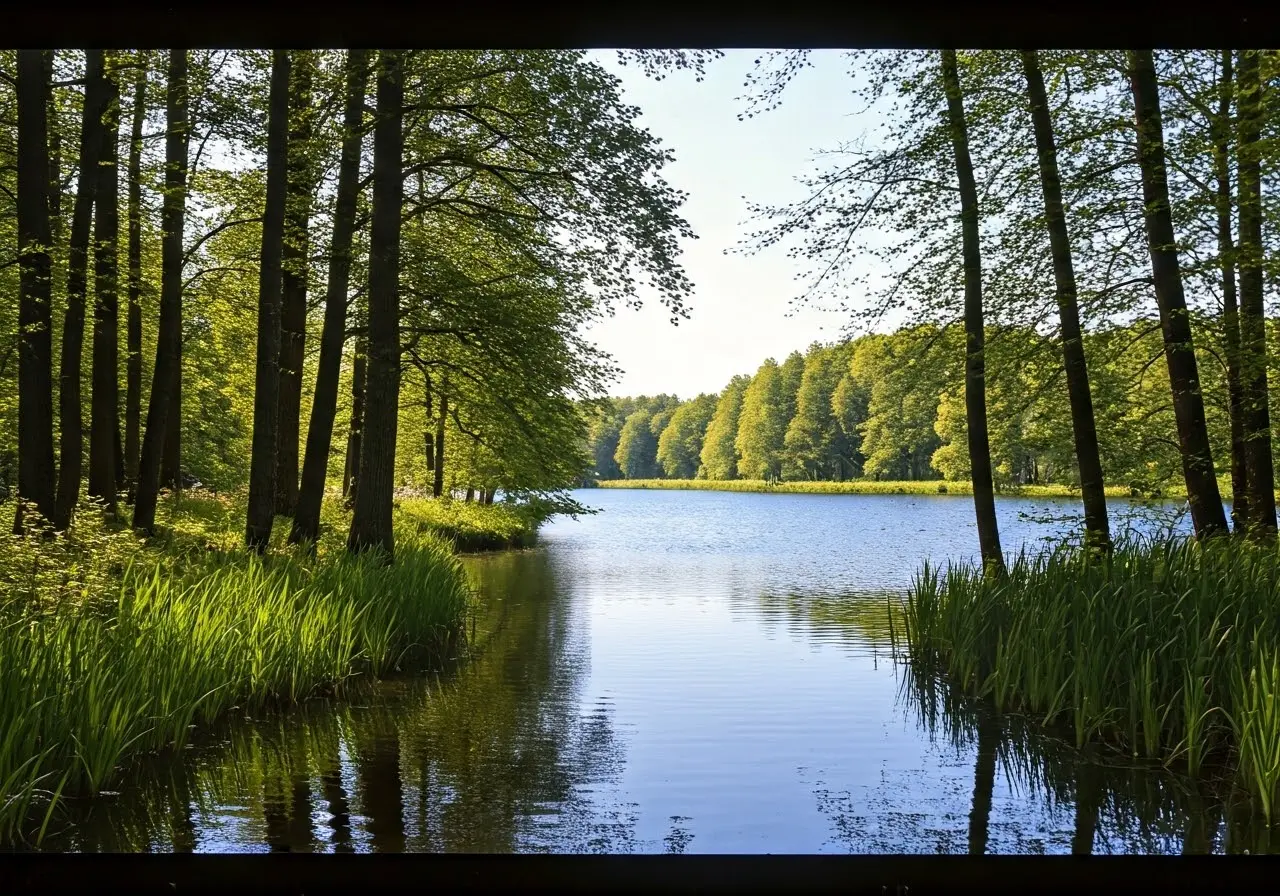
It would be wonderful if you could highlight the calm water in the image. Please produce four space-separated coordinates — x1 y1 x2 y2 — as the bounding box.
34 489 1276 854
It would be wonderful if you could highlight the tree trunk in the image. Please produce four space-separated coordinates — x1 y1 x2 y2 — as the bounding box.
245 50 292 552
433 378 447 499
940 49 1004 575
347 50 405 558
343 335 366 505
48 110 62 246
464 486 474 503
290 50 370 546
53 50 107 529
161 358 181 490
1127 50 1229 539
1020 50 1112 555
88 54 121 516
125 52 148 494
133 49 189 536
1214 51 1249 533
275 51 317 517
1235 49 1277 540
15 50 58 529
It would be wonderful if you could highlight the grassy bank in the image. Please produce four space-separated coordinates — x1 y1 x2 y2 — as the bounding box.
0 493 472 846
396 498 541 552
595 478 1138 498
899 538 1280 820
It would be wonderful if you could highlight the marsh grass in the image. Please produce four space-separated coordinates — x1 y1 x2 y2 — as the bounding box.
899 537 1280 820
0 492 471 847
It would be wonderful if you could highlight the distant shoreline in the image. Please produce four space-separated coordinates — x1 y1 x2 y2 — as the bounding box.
590 478 1196 500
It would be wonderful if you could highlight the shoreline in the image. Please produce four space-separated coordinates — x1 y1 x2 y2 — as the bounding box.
590 479 1181 500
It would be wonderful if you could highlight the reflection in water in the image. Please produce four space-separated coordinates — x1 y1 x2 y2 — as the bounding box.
23 490 1280 853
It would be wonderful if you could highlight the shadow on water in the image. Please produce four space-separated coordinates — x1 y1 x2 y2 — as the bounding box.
25 551 635 853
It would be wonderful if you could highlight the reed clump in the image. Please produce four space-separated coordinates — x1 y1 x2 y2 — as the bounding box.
0 494 470 846
395 498 540 552
899 537 1280 820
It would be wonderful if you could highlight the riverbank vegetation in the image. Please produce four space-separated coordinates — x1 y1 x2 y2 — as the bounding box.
597 477 1142 499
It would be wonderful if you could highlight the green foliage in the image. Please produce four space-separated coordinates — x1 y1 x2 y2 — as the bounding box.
735 358 788 480
656 393 717 478
395 498 542 552
699 374 750 480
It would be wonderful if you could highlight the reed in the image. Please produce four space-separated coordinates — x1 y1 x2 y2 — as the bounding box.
0 495 471 846
898 537 1280 820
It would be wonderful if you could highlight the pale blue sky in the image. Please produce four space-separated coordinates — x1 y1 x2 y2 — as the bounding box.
584 50 884 399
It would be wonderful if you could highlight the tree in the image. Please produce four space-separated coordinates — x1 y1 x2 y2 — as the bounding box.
124 51 148 492
783 343 848 480
656 394 717 479
133 49 189 536
275 50 319 517
53 50 108 528
941 49 1004 575
291 49 370 546
347 50 405 557
735 358 787 480
1234 49 1277 539
88 53 122 515
245 50 291 552
1126 49 1228 539
614 407 658 479
1020 49 1111 553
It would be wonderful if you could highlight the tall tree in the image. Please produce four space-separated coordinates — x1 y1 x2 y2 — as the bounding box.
1234 49 1276 539
14 50 57 528
348 50 405 557
245 50 292 552
431 374 447 499
735 359 787 480
941 49 1004 574
1213 50 1249 532
88 53 122 515
1126 49 1229 539
133 49 189 536
275 50 318 516
344 334 367 504
700 374 749 480
1020 50 1112 554
291 49 370 545
124 52 148 492
53 50 108 528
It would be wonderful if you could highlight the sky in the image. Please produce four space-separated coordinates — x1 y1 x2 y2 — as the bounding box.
582 50 885 399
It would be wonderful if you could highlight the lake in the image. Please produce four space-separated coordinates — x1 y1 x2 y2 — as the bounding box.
31 488 1274 853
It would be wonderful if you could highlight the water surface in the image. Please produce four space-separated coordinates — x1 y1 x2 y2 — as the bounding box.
36 489 1273 854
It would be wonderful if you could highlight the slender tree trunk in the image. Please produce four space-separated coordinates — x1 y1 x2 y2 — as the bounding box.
245 50 292 552
161 358 181 489
133 49 189 536
15 50 58 529
348 50 405 557
88 54 121 516
1235 49 1277 540
48 113 62 247
53 50 107 529
1127 50 1229 539
433 378 447 499
343 336 366 505
276 51 316 517
940 49 1004 575
1020 50 1112 554
291 49 371 545
125 52 148 494
464 486 474 503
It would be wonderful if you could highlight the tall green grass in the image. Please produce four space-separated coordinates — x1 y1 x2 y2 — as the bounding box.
395 498 539 552
899 537 1280 820
0 495 471 847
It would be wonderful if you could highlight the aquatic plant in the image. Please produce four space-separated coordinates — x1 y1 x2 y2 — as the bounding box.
899 537 1280 820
